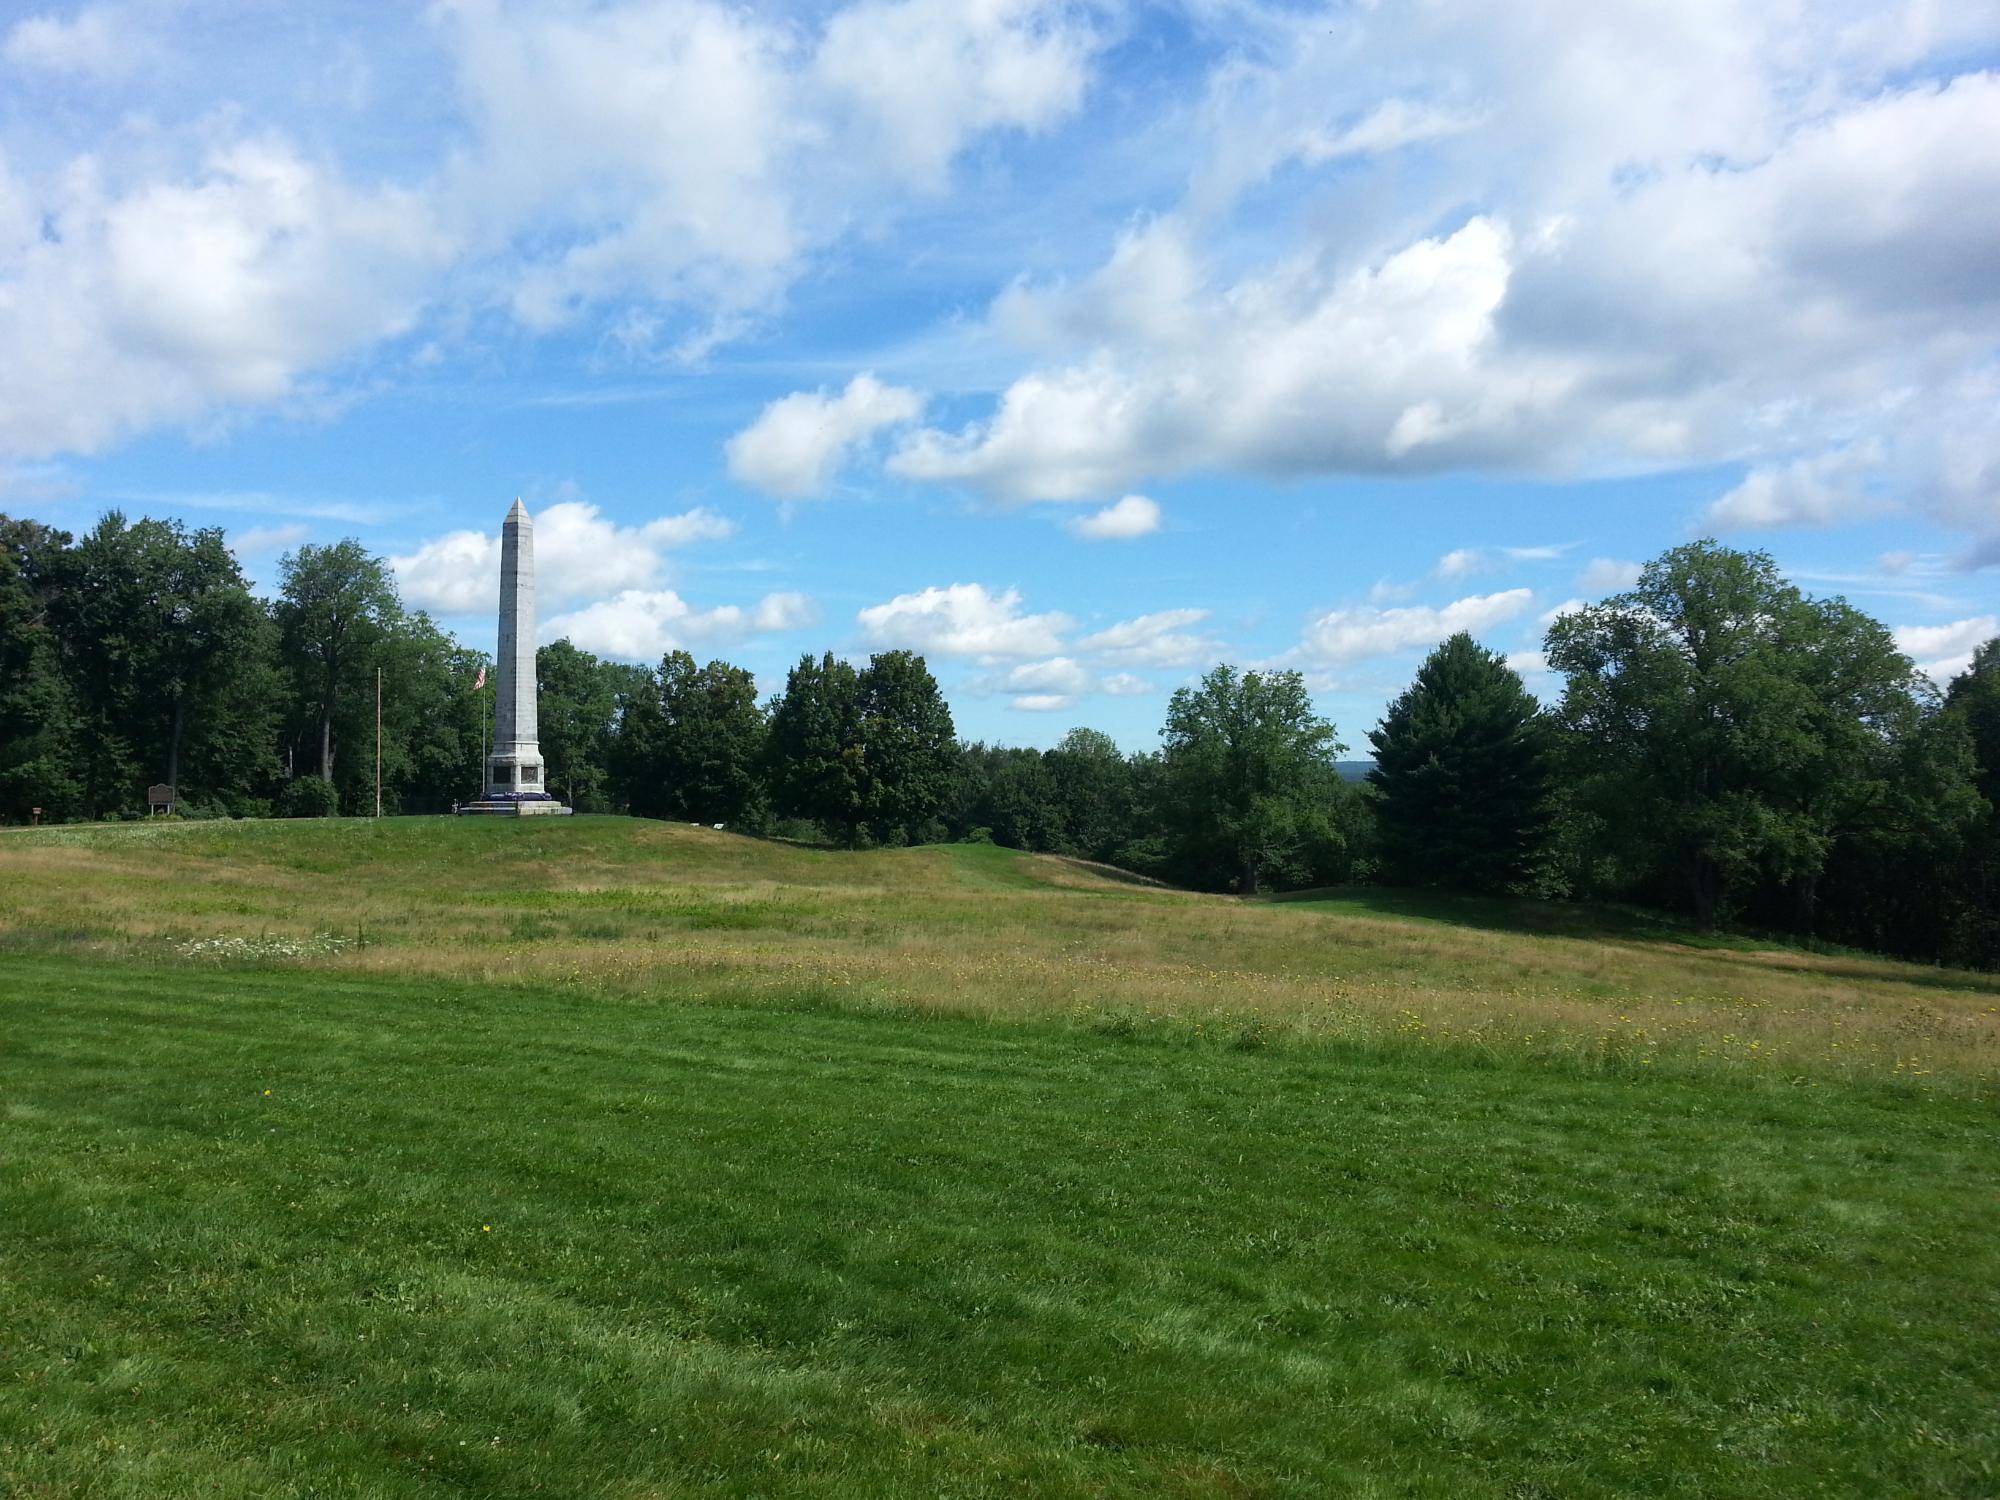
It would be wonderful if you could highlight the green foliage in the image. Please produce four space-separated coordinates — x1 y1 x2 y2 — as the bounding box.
1936 640 2000 965
953 743 1065 851
176 607 283 807
3 509 1993 969
47 512 271 814
1044 727 1135 863
609 651 769 824
766 652 869 843
766 651 954 844
1950 637 2000 805
1159 665 1347 893
276 775 339 818
274 539 400 784
0 518 84 823
602 660 664 814
536 639 620 812
374 615 488 813
1369 631 1552 892
943 730 1154 869
0 518 503 824
657 651 769 825
857 650 957 842
1546 540 1978 933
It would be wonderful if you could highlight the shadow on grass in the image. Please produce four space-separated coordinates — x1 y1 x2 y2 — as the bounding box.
1266 884 1730 943
755 836 1163 894
1266 885 2000 994
1040 855 1171 890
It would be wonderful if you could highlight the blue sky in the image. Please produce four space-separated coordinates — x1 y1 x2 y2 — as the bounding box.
3 0 1997 751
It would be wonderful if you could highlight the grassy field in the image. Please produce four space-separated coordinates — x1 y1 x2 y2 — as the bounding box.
3 815 1995 1084
2 817 1997 1496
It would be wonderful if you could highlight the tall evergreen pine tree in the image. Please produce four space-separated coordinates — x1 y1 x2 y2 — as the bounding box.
1368 632 1551 891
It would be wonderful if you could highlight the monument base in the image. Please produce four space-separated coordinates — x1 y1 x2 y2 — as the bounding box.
456 796 572 817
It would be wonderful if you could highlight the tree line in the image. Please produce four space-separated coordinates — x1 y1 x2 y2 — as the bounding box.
2 516 491 821
4 515 1996 966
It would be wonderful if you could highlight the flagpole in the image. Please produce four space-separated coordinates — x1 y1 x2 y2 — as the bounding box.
375 667 382 819
475 664 489 801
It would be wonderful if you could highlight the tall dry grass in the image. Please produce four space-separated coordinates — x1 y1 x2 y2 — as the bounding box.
3 816 1995 1086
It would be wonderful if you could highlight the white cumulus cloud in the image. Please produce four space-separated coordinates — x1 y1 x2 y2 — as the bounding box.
1435 542 1575 580
725 374 923 499
1300 589 1535 664
544 588 813 660
1004 656 1093 695
815 0 1100 191
1064 494 1160 540
390 501 734 615
969 649 1165 707
1706 442 1889 530
863 31 2000 557
439 0 1101 345
856 582 1071 660
0 137 451 460
1293 98 1478 166
889 215 1527 501
4 6 146 77
1078 608 1216 667
1435 548 1486 579
9 0 2000 582
1893 615 1997 684
0 0 1105 459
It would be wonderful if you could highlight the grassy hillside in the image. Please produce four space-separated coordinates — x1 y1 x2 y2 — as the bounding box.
1 815 1993 1085
2 818 1996 1496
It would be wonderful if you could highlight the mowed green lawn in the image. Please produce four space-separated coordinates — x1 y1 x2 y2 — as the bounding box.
1 821 1997 1496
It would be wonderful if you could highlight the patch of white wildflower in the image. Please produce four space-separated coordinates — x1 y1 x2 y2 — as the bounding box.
177 934 357 961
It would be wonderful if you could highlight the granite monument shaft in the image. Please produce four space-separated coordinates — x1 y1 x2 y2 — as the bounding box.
487 498 543 797
461 499 569 815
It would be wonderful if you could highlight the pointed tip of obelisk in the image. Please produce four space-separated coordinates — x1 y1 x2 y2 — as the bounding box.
506 496 529 522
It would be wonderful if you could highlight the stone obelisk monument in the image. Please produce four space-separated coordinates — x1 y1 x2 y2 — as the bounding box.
459 499 570 816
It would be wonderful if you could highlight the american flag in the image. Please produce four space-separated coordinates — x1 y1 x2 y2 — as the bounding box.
473 666 486 690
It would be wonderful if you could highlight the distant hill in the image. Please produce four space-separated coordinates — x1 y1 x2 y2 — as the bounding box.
1335 759 1375 783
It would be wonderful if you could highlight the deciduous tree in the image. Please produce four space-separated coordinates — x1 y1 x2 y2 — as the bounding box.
537 639 620 811
857 649 956 843
767 652 866 841
1158 665 1345 894
1546 540 1972 929
51 513 270 812
1045 727 1135 863
0 517 83 822
376 614 488 813
657 651 767 825
275 540 400 786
